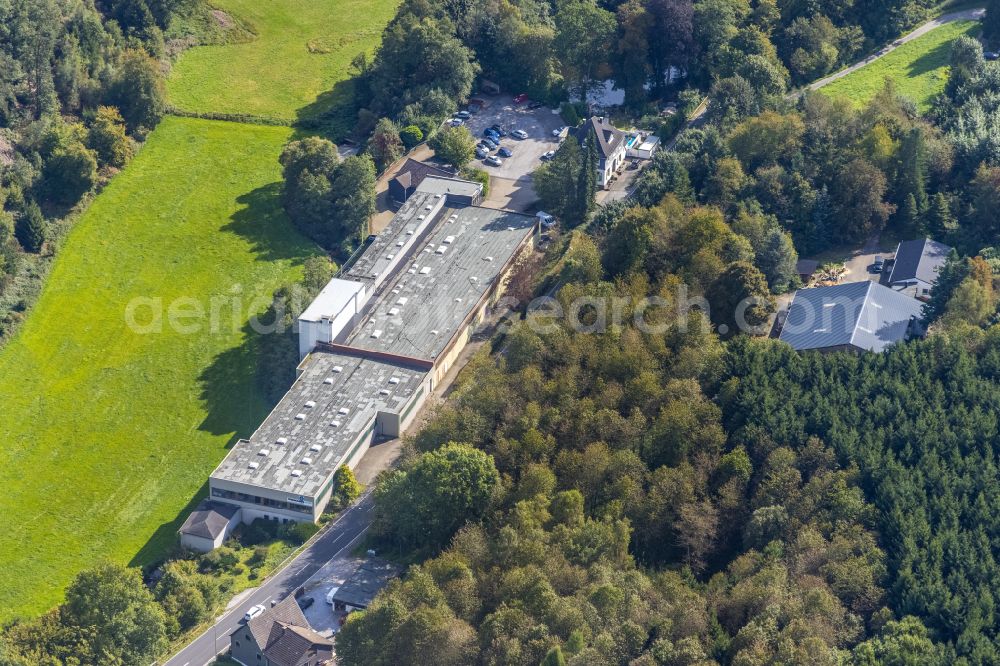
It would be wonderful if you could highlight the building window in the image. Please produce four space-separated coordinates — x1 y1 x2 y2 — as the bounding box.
235 641 240 647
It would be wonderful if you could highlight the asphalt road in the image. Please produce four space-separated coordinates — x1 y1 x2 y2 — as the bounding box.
807 7 985 91
162 493 375 666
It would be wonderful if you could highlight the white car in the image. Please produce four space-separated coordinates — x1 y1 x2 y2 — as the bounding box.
449 118 465 126
244 604 266 622
540 150 555 161
511 129 528 139
484 155 503 167
552 126 568 138
475 147 489 159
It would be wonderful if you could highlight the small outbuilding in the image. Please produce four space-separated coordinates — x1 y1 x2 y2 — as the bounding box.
887 238 952 297
329 558 402 614
796 259 820 283
179 501 241 553
388 159 454 204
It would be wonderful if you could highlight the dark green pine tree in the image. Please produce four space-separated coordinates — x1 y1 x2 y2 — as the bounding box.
16 202 47 254
570 130 599 227
900 192 923 236
927 192 956 236
984 0 1000 42
897 128 928 214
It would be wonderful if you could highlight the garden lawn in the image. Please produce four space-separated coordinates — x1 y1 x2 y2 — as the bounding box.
167 0 400 122
0 116 319 621
820 20 980 112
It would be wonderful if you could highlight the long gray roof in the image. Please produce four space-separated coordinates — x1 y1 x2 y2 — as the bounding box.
888 238 951 286
580 116 624 160
210 351 425 498
331 558 402 609
344 205 536 361
779 281 923 352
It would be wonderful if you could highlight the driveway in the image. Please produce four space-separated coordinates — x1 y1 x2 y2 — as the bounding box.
460 96 565 211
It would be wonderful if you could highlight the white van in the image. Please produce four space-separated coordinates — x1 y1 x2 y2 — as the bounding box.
325 586 339 605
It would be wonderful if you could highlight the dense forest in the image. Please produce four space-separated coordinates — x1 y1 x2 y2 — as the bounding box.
331 1 1000 665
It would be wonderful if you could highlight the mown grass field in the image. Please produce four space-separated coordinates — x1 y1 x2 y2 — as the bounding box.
0 116 319 621
820 20 980 112
167 0 399 122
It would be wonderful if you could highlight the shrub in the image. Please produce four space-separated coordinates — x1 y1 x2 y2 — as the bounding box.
249 545 269 566
199 546 239 573
399 125 424 148
282 521 319 545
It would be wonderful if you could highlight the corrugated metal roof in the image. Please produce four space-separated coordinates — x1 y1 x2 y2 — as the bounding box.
888 238 951 286
779 281 922 352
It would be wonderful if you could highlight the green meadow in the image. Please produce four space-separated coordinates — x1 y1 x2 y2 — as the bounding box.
0 117 319 620
819 20 980 112
167 0 399 121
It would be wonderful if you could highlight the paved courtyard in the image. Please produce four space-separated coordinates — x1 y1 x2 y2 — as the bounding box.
461 96 566 211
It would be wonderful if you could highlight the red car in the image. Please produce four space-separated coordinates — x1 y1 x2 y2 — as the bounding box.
513 93 528 104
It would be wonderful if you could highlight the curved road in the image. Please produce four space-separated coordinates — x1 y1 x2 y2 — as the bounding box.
162 493 375 666
808 7 986 91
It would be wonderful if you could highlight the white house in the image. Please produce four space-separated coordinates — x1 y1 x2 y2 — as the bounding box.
579 116 627 189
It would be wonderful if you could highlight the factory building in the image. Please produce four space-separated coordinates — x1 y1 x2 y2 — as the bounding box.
185 177 538 544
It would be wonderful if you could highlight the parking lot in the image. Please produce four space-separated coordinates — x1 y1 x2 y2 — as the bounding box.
458 96 565 211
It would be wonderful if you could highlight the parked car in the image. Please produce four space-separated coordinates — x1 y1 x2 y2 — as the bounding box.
511 129 528 139
552 126 568 138
481 138 498 150
243 604 266 622
456 110 471 119
986 51 1000 61
872 255 885 273
490 124 507 136
448 118 464 126
527 101 544 110
628 159 640 170
513 93 528 104
536 211 556 229
475 147 490 159
483 128 498 138
298 596 316 611
484 155 503 166
498 147 512 157
540 150 555 161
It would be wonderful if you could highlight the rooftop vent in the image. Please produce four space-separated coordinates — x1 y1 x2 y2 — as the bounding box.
444 235 455 244
455 297 462 303
385 254 394 260
425 205 433 211
290 469 302 477
295 413 306 421
330 420 341 428
470 276 478 283
332 365 343 373
397 297 409 305
431 329 439 335
379 389 391 396
388 307 400 316
305 400 316 409
408 268 417 274
406 229 414 235
434 194 442 199
396 241 405 247
338 407 350 415
485 256 494 262
277 437 288 445
248 461 260 470
389 377 400 384
323 377 334 385
310 443 322 452
259 448 270 456
371 329 383 339
301 457 313 465
435 246 447 254
420 266 431 275
418 215 425 220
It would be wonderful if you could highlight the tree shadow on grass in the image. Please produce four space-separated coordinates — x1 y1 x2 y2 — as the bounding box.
906 30 972 79
224 182 318 264
128 479 210 570
292 79 357 144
